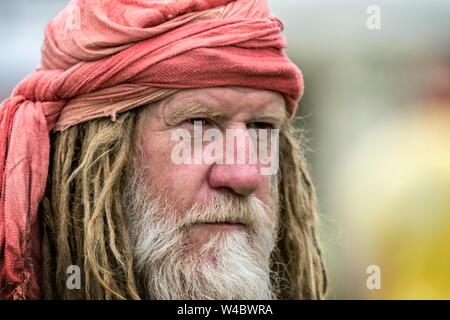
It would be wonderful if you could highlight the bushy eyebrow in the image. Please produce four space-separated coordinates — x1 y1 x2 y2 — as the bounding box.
251 109 289 125
163 100 225 124
163 99 288 125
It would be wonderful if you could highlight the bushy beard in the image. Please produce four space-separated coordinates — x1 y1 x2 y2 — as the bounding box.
122 168 280 300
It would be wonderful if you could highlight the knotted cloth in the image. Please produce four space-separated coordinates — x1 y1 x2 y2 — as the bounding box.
0 0 303 299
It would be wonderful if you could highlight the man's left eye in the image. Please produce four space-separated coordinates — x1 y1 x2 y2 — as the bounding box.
247 122 275 130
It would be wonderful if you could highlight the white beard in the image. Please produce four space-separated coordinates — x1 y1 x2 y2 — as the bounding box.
123 170 280 300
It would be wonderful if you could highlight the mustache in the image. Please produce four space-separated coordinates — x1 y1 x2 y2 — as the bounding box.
123 166 279 238
175 193 270 233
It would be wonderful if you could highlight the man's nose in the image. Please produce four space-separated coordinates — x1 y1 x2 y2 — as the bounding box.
208 163 261 196
207 127 260 196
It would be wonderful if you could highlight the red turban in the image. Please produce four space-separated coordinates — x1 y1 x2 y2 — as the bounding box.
0 0 303 299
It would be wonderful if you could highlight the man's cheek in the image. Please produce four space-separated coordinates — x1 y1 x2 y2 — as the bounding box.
168 164 206 195
252 175 272 204
140 136 178 175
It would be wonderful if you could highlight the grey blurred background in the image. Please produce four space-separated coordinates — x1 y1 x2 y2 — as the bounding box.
1 0 450 299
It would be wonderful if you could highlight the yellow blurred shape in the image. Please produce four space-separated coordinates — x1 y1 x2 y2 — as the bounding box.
332 104 450 299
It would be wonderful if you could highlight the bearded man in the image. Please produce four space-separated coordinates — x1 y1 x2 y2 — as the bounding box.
0 0 326 300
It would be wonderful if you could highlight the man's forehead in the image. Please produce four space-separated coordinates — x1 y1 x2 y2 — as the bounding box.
155 87 288 122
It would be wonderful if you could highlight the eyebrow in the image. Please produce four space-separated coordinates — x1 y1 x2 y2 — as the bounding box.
163 100 225 124
251 109 289 124
163 99 289 125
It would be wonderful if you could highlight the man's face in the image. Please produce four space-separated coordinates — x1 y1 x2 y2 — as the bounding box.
137 86 286 229
124 87 287 299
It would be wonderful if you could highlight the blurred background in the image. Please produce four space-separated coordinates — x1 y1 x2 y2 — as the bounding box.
1 0 449 299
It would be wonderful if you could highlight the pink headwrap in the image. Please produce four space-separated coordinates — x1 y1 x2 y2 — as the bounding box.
0 0 302 299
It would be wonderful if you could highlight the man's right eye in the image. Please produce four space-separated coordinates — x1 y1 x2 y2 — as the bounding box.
184 118 208 127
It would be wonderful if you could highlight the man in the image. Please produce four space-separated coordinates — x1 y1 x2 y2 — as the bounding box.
0 0 326 300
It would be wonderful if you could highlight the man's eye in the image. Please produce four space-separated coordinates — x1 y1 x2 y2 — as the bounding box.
184 118 208 127
247 122 274 130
